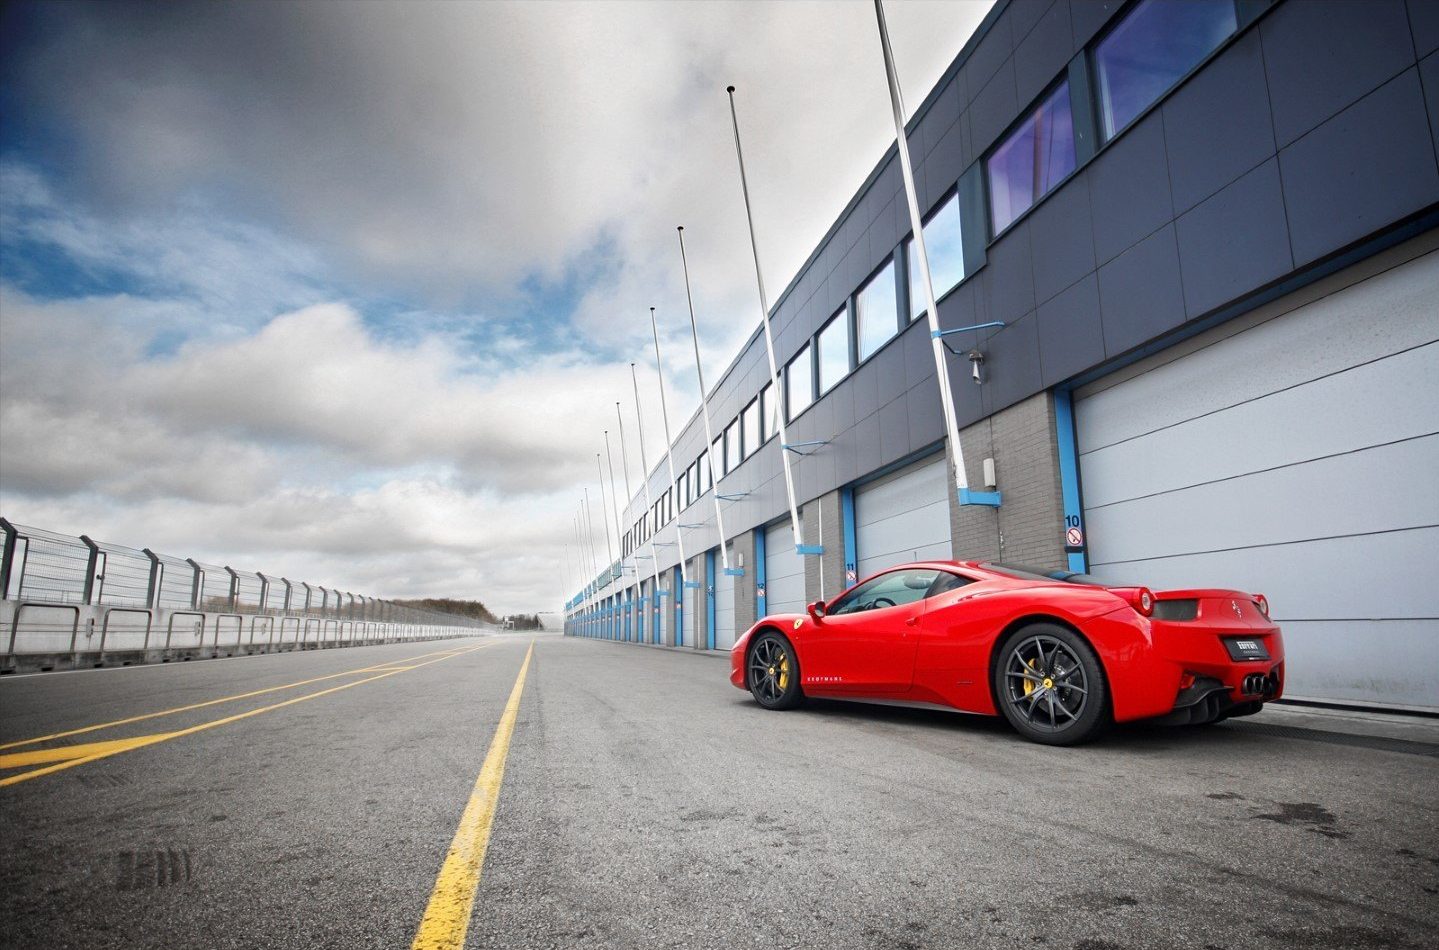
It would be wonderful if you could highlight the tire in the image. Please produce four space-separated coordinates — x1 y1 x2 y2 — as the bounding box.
993 623 1110 746
747 630 805 710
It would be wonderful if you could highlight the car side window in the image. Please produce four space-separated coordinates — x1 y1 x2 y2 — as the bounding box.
927 571 973 598
829 569 940 615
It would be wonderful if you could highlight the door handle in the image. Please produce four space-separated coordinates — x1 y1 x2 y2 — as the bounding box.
905 617 918 627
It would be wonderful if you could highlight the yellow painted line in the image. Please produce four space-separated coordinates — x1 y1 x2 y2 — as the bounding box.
0 642 495 752
0 733 178 769
411 642 534 950
0 643 495 788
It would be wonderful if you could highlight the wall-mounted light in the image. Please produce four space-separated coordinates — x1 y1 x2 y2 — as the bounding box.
982 457 997 490
968 349 986 384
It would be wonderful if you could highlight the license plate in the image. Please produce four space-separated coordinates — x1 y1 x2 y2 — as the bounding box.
1222 637 1270 662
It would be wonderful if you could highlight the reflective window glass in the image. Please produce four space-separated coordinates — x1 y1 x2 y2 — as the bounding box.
759 381 776 442
907 192 966 320
855 261 898 362
817 309 850 393
829 569 941 615
986 81 1076 234
1095 0 1237 139
786 343 813 420
724 419 741 474
741 399 760 459
700 449 711 490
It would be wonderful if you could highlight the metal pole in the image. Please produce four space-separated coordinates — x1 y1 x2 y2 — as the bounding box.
726 85 805 549
648 307 688 591
629 362 663 627
603 430 625 570
676 226 732 571
873 0 970 499
596 454 616 577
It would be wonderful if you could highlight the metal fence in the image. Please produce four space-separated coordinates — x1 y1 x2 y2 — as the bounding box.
0 518 492 670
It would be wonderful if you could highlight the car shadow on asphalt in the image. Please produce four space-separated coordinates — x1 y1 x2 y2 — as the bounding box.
739 694 1271 753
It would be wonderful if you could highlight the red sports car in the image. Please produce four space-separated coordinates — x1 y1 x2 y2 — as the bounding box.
730 561 1284 745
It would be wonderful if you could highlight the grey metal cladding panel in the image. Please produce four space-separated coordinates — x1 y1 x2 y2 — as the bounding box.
920 78 964 158
1069 0 1124 51
1425 53 1439 161
984 311 1043 413
937 275 979 330
1162 30 1277 215
1260 0 1416 147
1014 0 1072 107
1037 273 1104 384
983 218 1036 325
1175 158 1293 318
878 396 912 468
1007 0 1055 43
850 355 882 422
1087 111 1174 265
1027 171 1096 304
1282 69 1439 267
920 122 966 209
967 5 1014 92
1413 0 1439 58
854 410 883 476
906 378 945 450
969 58 1020 160
902 318 936 386
1096 223 1186 356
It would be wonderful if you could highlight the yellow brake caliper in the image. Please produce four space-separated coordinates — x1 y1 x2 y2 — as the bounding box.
1023 657 1040 697
778 655 790 690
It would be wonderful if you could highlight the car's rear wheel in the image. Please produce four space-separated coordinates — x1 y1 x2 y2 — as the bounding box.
747 631 804 710
993 623 1110 745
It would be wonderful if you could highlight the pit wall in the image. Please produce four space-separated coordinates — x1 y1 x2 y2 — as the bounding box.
0 600 489 675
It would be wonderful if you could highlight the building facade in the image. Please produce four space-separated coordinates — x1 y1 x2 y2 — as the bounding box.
566 0 1439 713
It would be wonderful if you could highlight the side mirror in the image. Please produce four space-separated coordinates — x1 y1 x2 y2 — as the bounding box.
807 600 827 621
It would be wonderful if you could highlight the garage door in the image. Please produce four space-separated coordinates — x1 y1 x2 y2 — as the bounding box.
714 542 737 649
1076 248 1438 710
764 521 806 616
856 454 952 578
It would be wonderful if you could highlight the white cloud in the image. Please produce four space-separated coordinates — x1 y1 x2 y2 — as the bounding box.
1 1 995 612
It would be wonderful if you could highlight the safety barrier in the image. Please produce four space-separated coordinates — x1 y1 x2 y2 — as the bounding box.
0 519 495 674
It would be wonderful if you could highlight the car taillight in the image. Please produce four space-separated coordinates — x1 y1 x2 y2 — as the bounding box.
1254 593 1270 617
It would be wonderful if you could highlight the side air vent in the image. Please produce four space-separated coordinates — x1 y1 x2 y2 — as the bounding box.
1152 599 1199 621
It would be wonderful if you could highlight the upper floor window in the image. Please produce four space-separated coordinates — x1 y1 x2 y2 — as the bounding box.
786 343 814 421
855 261 898 362
759 381 777 442
1094 0 1237 139
987 81 1076 234
817 308 851 393
699 449 712 490
711 436 723 480
907 191 966 320
688 459 701 500
741 398 760 459
724 418 741 474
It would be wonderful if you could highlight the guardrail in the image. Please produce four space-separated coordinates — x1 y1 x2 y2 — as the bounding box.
0 519 493 674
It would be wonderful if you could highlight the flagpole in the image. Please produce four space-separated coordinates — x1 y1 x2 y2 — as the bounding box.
725 85 806 551
648 307 689 599
873 0 970 503
603 429 625 575
614 402 637 638
675 226 732 572
629 362 663 638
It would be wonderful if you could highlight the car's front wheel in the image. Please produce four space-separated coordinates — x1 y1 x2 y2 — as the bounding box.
747 631 804 710
993 623 1110 745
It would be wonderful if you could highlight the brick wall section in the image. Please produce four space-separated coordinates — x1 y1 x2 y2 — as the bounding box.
735 529 757 633
803 490 847 605
949 392 1067 572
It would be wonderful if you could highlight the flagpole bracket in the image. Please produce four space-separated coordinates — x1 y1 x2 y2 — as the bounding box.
958 487 1003 508
782 440 829 456
796 544 825 556
933 322 1006 357
715 492 750 502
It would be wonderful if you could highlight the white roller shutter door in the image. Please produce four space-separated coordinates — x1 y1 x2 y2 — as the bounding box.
856 454 952 578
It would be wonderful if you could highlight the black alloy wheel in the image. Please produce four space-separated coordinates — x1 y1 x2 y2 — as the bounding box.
747 632 804 710
993 623 1110 745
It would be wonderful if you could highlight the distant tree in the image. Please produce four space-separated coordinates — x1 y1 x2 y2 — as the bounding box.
393 598 500 625
506 613 542 631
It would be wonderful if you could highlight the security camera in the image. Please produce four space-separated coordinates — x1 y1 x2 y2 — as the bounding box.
967 349 985 384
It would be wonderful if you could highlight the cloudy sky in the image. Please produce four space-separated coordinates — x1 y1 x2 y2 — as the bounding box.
0 0 992 616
